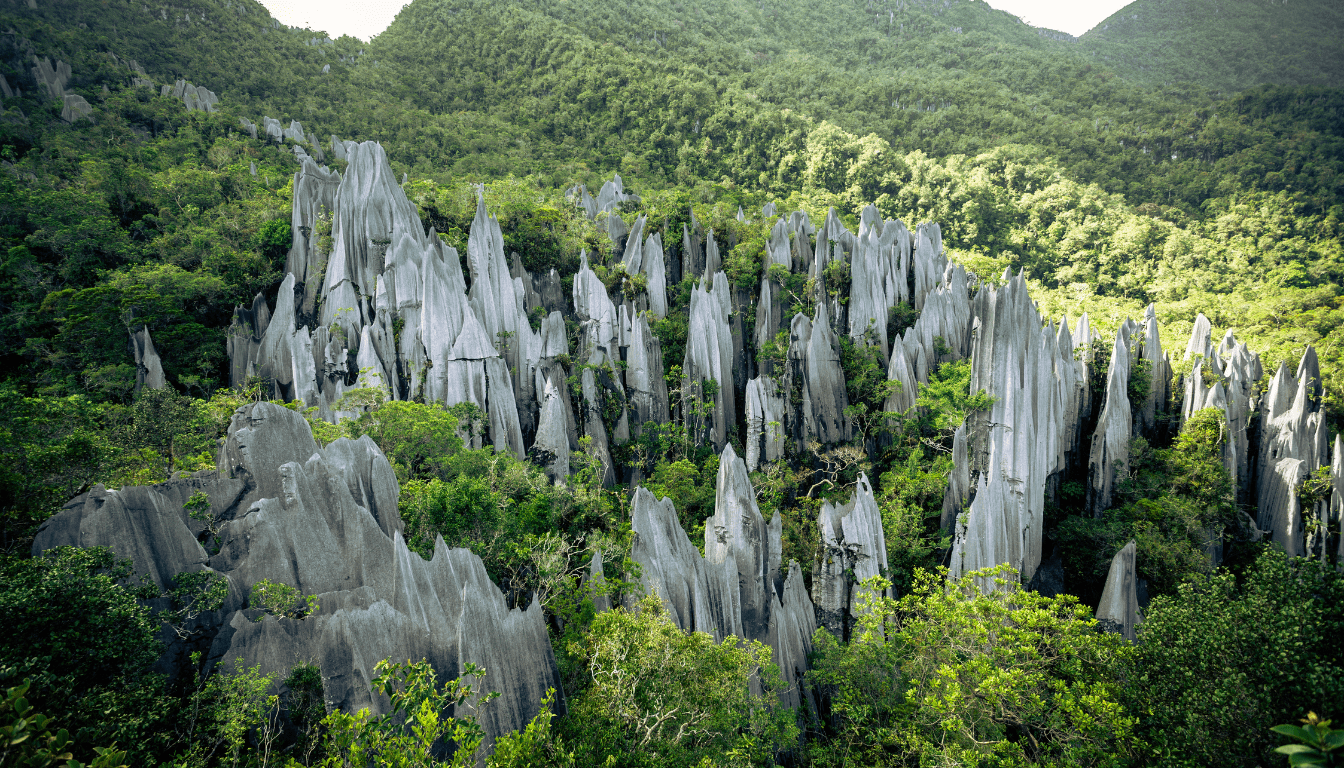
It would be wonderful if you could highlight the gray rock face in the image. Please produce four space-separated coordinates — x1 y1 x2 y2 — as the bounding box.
31 56 70 101
262 116 283 142
1257 348 1328 553
30 58 94 123
884 332 919 417
35 402 563 755
321 141 422 342
1331 435 1344 564
532 375 570 482
227 292 271 388
954 271 1068 587
1096 540 1141 642
941 424 970 533
745 375 786 472
625 314 669 437
167 80 219 113
240 118 258 140
630 486 739 639
629 457 816 711
1134 305 1170 438
683 279 736 449
789 308 851 446
130 325 167 391
811 475 888 640
704 445 772 642
285 157 342 314
61 94 92 122
1087 327 1132 516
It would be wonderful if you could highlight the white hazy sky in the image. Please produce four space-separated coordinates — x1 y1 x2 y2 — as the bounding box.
257 0 1133 42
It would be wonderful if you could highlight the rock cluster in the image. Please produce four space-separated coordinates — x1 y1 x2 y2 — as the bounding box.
630 445 818 712
32 403 563 754
161 79 219 112
31 56 92 122
811 474 889 641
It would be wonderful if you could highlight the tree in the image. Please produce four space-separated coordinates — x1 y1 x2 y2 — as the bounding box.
1124 549 1344 768
808 567 1136 767
562 594 799 767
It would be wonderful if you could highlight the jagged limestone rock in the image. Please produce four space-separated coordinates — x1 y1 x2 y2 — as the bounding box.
683 279 736 449
532 374 570 481
941 424 969 533
811 475 888 640
130 325 167 391
1134 304 1170 439
1257 348 1328 550
240 117 258 140
286 157 341 315
630 486 738 639
626 314 669 436
31 57 70 101
792 307 850 446
61 94 92 122
1096 540 1141 642
1332 435 1344 564
745 376 785 472
771 561 817 713
957 271 1067 586
704 445 771 642
884 332 918 417
321 141 422 343
227 292 271 388
1261 458 1310 558
262 116 283 142
38 402 563 755
34 482 215 591
587 551 611 613
1087 327 1132 517
1183 312 1213 361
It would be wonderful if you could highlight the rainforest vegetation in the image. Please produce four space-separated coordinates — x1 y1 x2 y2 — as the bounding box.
0 0 1342 765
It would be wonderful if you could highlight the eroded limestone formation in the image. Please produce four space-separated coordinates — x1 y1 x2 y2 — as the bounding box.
629 445 818 712
33 402 562 754
1096 540 1141 642
811 475 888 640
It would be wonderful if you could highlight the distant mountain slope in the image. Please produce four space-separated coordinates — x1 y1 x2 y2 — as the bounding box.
1078 0 1344 93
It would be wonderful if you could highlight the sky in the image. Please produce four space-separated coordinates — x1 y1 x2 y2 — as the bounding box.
257 0 1134 42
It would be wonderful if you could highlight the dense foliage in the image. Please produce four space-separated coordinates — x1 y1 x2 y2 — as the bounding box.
0 0 1341 765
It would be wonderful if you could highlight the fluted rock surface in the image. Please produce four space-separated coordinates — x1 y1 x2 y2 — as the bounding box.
788 308 851 446
812 475 888 640
130 325 167 391
629 453 816 710
745 376 786 471
33 402 562 754
704 446 772 642
683 279 736 449
1096 540 1141 642
1087 327 1133 516
954 271 1071 586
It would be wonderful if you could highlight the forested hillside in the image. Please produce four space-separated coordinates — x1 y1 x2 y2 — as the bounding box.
1079 0 1344 93
0 0 1342 765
